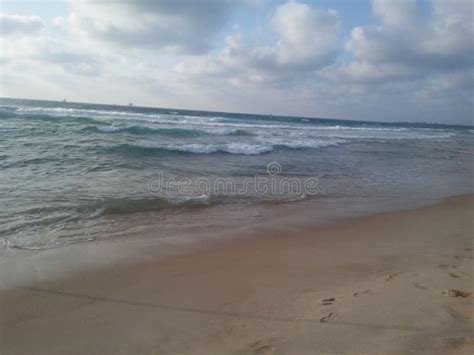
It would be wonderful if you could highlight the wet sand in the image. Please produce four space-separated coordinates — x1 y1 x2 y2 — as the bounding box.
1 195 473 354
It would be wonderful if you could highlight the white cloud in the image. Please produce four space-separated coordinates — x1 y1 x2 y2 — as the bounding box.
371 0 418 28
36 45 102 76
175 1 340 88
315 0 474 123
272 1 339 68
65 0 240 54
341 0 474 81
416 69 474 102
0 0 473 124
0 14 43 35
1 33 103 77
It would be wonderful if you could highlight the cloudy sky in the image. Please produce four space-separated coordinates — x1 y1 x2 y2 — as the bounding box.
0 0 473 124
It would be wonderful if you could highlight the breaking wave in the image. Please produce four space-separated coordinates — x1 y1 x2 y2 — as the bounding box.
106 143 274 155
85 125 253 137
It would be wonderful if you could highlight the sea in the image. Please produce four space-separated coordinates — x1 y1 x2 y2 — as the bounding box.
0 97 473 251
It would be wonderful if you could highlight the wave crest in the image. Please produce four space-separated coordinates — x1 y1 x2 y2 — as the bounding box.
95 195 210 215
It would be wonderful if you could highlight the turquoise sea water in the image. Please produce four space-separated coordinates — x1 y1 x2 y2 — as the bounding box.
1 98 473 249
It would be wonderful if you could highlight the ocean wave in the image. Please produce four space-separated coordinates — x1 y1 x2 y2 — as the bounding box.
230 129 255 136
17 106 154 118
255 127 455 141
317 131 455 140
83 124 202 136
5 106 364 131
6 105 459 143
106 143 273 156
85 124 253 137
94 195 210 215
202 127 254 136
165 143 274 155
127 126 205 137
8 106 456 141
105 139 348 156
147 120 453 140
96 125 122 133
0 104 20 111
272 138 346 149
0 195 211 250
1 110 102 125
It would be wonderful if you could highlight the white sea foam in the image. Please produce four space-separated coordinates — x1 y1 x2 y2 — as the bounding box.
0 238 13 249
166 143 219 154
14 105 455 141
176 194 210 205
313 130 455 140
224 143 273 154
96 125 122 133
202 127 239 135
271 138 345 149
161 139 347 154
17 107 163 121
165 143 273 155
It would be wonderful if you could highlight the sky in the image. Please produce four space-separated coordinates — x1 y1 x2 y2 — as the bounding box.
0 0 473 124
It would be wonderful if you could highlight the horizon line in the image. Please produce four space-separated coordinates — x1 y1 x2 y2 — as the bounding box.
1 96 472 129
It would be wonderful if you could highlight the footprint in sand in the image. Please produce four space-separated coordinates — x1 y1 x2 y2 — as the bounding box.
442 289 470 298
464 248 473 251
449 271 470 279
413 282 429 290
353 290 372 297
242 336 285 355
320 297 336 305
442 336 467 349
385 273 401 282
320 311 337 323
438 264 458 269
454 255 474 261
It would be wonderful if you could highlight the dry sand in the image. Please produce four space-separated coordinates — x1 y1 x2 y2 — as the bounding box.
1 195 473 355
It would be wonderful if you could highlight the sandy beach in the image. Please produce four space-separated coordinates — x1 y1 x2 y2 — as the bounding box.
2 0 473 353
2 1 473 354
1 195 473 355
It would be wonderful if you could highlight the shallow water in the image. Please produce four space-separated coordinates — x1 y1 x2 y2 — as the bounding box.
1 98 473 249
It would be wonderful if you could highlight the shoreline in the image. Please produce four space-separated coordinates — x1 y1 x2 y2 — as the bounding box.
1 194 473 354
1 192 467 276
